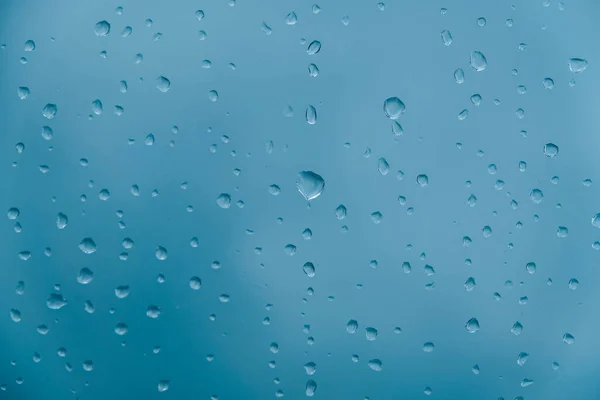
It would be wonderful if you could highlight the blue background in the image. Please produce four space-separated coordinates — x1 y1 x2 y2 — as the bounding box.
1 0 599 399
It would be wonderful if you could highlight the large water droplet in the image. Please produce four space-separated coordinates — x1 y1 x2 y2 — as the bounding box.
543 143 559 158
346 319 358 333
511 321 523 336
46 293 68 310
383 97 406 119
155 246 168 260
307 40 321 55
91 99 103 115
303 262 315 277
368 359 383 371
285 11 298 25
94 20 111 36
529 189 544 204
296 171 325 201
156 76 171 92
79 238 97 254
441 30 453 46
77 268 94 284
305 105 317 124
465 318 480 333
42 103 57 119
305 380 317 396
469 51 487 71
216 193 232 208
562 332 575 344
568 58 587 73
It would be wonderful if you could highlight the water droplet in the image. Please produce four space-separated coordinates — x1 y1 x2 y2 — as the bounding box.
303 262 315 277
17 86 30 100
155 246 168 260
529 189 543 204
511 321 523 336
526 262 536 274
216 193 232 208
482 226 492 238
308 63 319 77
543 77 555 89
79 238 97 254
156 76 171 92
9 309 21 322
260 22 272 35
296 171 325 200
557 226 569 238
365 327 378 341
469 51 487 71
454 68 465 84
146 305 162 318
377 158 390 176
208 90 219 102
77 268 94 284
305 380 317 396
84 301 95 313
477 17 486 26
121 26 132 37
423 342 435 352
464 277 476 291
42 103 57 119
46 293 68 310
457 109 469 120
94 20 111 36
470 94 482 106
568 278 579 290
383 97 406 119
285 11 298 25
305 105 317 124
543 143 559 158
189 276 202 290
268 184 281 196
417 174 429 187
592 213 600 227
83 360 94 371
304 362 316 375
91 99 103 115
568 58 587 73
368 359 383 371
335 205 347 220
114 322 128 335
346 319 358 333
517 352 529 366
465 318 480 333
441 30 453 46
307 40 321 55
7 207 19 219
98 189 110 200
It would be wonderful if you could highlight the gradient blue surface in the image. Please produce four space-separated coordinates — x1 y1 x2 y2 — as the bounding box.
1 0 600 399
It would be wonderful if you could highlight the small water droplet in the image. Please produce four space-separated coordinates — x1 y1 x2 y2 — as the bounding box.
441 30 453 46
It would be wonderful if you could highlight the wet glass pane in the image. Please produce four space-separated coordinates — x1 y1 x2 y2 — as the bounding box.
0 1 597 398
